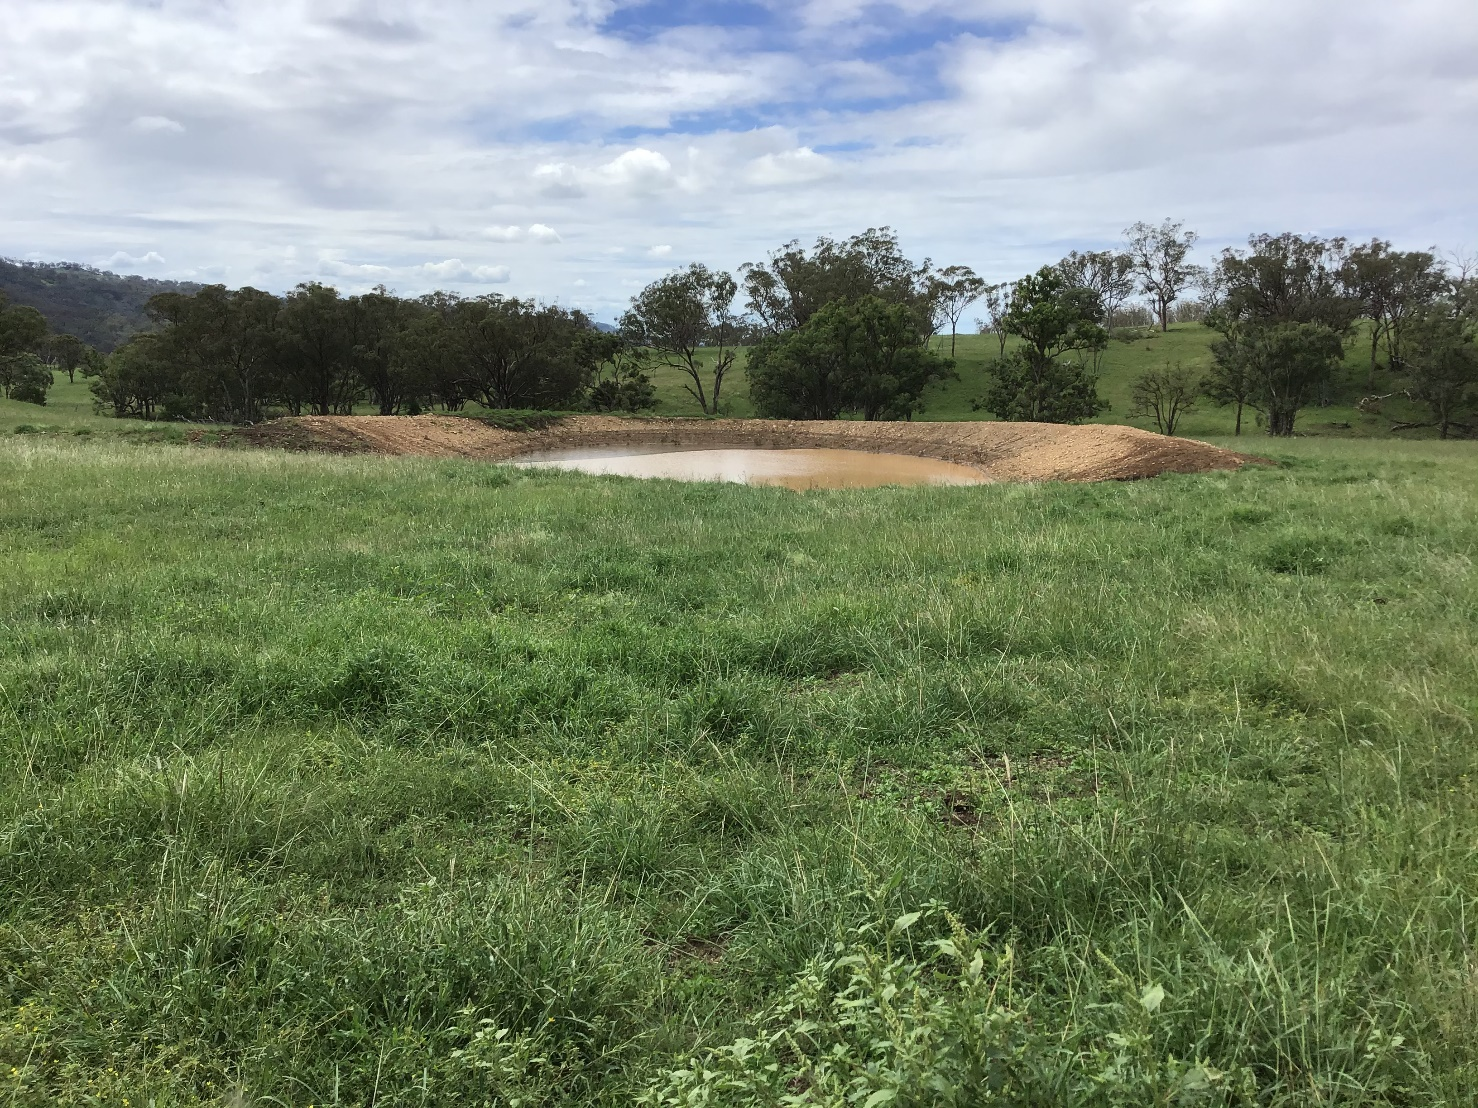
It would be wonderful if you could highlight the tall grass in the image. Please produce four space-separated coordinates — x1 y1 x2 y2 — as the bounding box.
1 437 1475 1104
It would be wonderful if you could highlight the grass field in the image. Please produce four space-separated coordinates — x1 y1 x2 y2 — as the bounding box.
2 432 1476 1104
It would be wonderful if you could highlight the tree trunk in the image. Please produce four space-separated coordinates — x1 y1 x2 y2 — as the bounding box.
1267 405 1297 436
950 326 957 359
1234 401 1243 436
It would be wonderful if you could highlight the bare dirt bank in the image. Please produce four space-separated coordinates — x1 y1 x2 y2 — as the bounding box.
231 415 1257 483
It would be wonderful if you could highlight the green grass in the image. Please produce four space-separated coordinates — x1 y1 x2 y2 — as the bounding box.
2 435 1476 1104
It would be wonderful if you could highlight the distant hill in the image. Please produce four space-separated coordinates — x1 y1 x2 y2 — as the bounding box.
0 259 202 351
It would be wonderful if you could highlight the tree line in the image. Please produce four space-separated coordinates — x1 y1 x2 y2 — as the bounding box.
3 221 1475 438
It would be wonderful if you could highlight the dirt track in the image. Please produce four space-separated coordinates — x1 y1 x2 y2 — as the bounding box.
232 415 1256 483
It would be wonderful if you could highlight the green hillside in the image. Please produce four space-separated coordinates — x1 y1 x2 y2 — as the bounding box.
0 258 200 352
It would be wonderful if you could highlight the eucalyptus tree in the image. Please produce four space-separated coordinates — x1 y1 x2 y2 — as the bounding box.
740 228 933 336
929 265 986 357
145 285 281 421
1125 220 1202 331
1401 306 1478 439
621 263 739 414
1344 239 1446 384
979 267 1108 423
277 282 360 416
746 295 950 421
1057 250 1135 328
449 295 591 410
1205 233 1360 435
43 333 90 383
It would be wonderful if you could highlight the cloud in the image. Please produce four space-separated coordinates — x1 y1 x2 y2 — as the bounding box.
483 223 562 244
100 251 166 269
2 0 1475 313
647 244 673 258
416 259 510 283
534 163 584 198
746 148 832 187
317 258 393 279
598 149 676 193
129 115 185 134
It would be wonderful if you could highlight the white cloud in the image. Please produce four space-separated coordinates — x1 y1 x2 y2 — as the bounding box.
598 149 676 193
746 148 832 187
483 223 562 244
1 0 1474 314
647 244 673 258
129 115 184 134
318 259 393 278
100 251 165 269
416 259 510 283
534 163 584 198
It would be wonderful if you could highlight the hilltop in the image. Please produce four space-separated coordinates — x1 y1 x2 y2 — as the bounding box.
0 258 200 351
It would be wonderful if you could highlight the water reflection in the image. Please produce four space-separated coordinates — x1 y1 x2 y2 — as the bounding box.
509 447 989 490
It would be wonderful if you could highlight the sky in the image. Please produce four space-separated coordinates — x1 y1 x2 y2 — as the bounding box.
2 0 1476 321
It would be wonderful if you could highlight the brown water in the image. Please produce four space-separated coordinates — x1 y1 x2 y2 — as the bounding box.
509 447 990 490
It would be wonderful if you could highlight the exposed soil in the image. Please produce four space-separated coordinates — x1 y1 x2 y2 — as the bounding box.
230 414 1257 483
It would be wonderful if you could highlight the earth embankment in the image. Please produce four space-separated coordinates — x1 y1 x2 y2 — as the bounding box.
232 414 1256 482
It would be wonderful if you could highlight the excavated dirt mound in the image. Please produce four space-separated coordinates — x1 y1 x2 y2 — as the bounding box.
231 415 1257 483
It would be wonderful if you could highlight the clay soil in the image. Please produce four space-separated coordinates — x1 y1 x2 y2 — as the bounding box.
230 414 1257 483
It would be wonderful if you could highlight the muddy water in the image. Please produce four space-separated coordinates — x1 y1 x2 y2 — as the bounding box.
509 446 990 490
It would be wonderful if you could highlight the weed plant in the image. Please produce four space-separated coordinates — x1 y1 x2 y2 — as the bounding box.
1 437 1475 1104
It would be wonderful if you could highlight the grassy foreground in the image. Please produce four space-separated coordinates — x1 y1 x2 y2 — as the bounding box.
2 436 1476 1105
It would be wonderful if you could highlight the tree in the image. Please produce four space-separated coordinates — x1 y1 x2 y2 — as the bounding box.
277 283 359 416
1343 240 1445 385
1401 311 1478 438
448 296 589 410
976 282 1012 359
1202 340 1255 435
1057 250 1136 327
145 285 282 421
977 267 1108 423
0 353 52 404
928 265 986 358
1127 363 1201 435
1125 220 1201 331
349 288 426 415
622 264 739 415
582 333 656 413
43 334 90 384
89 334 175 418
0 293 51 405
746 296 952 421
1204 233 1362 436
741 228 933 336
0 293 48 361
1208 321 1345 436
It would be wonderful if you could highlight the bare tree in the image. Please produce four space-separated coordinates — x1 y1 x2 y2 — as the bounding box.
1128 362 1201 435
1125 219 1203 332
928 265 986 358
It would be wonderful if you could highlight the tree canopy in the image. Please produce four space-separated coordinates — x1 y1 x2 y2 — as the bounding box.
746 296 952 421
